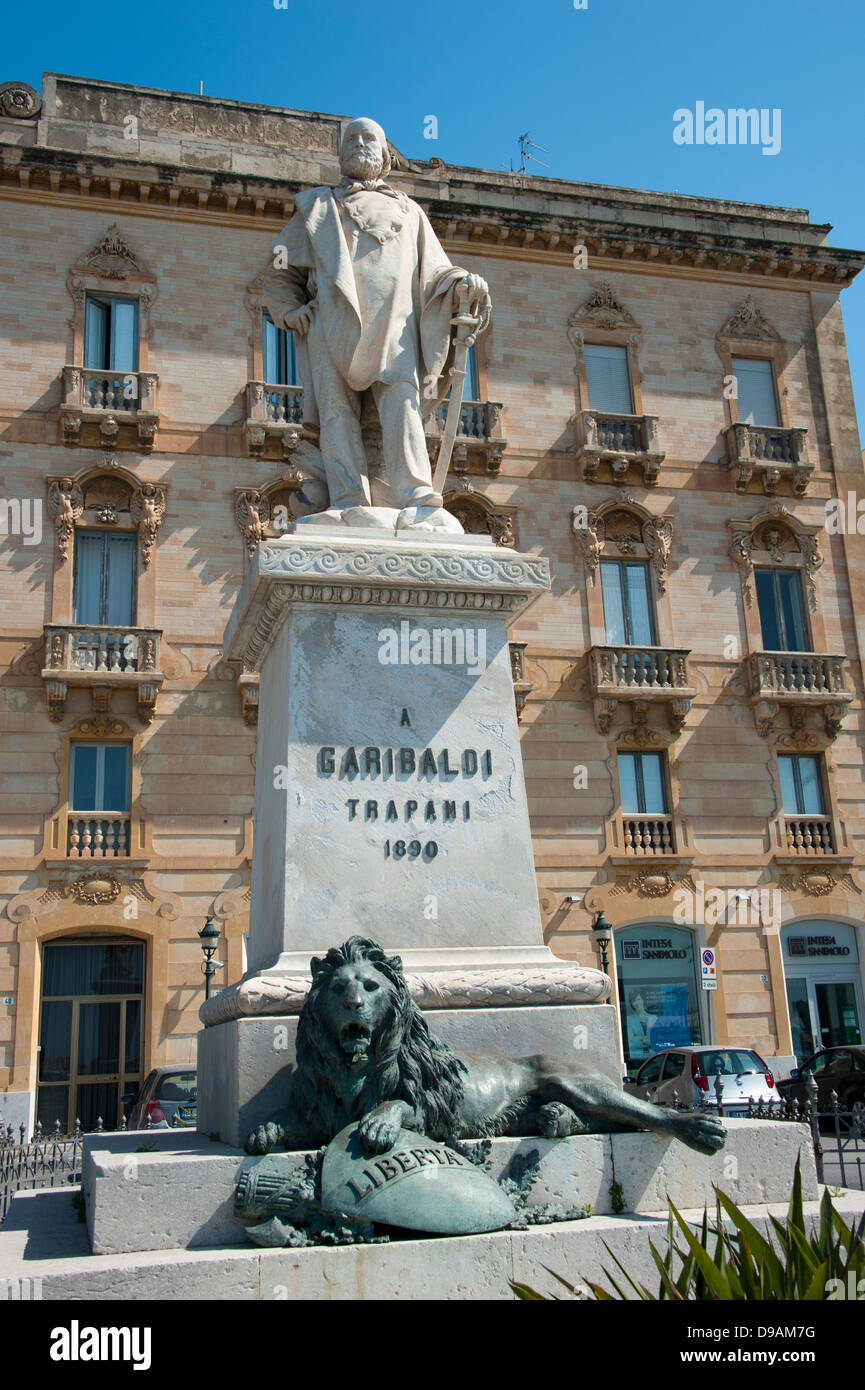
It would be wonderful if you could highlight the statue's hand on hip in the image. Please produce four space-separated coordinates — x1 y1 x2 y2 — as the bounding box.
285 300 317 337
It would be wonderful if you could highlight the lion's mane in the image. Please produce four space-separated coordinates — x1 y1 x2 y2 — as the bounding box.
291 937 467 1144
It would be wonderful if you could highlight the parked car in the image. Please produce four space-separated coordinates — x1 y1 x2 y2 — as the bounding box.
124 1066 197 1130
628 1046 776 1116
776 1046 865 1121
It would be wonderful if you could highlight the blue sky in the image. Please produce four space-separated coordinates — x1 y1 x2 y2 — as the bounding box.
6 0 865 445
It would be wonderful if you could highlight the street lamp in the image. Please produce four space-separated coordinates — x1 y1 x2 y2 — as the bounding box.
198 916 221 1000
592 910 613 975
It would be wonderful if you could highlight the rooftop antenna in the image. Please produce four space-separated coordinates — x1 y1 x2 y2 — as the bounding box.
501 132 550 175
199 80 204 95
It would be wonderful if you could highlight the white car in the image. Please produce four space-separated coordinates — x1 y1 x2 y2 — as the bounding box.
629 1046 777 1115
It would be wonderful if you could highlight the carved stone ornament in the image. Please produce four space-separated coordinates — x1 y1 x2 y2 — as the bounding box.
568 281 638 333
82 223 141 280
777 869 861 898
130 484 166 569
610 869 696 899
642 515 674 593
0 82 41 119
235 490 271 557
573 497 673 590
62 875 122 906
717 295 781 342
200 961 612 1026
728 504 823 612
46 478 84 563
443 486 516 547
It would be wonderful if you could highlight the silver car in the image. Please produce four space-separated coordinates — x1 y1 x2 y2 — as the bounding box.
124 1066 197 1130
630 1046 777 1115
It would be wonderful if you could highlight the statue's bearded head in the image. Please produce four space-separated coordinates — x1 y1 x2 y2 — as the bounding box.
340 117 391 183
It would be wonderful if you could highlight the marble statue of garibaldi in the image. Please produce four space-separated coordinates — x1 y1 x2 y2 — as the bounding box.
262 117 490 532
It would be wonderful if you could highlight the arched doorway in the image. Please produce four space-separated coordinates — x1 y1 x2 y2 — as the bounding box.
614 924 707 1076
36 935 145 1132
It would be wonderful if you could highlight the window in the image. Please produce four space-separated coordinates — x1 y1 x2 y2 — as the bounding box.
755 568 809 651
778 754 825 816
600 560 656 645
618 751 667 814
462 343 479 401
732 356 779 427
70 744 131 814
74 531 137 627
661 1053 686 1080
263 311 299 385
84 294 139 373
636 1054 664 1084
584 343 632 414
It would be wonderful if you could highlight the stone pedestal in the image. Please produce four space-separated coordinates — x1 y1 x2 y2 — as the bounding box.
199 528 609 1058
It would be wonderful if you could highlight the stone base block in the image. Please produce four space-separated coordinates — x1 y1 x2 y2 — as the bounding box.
79 1118 816 1256
2 1178 861 1302
197 1004 620 1148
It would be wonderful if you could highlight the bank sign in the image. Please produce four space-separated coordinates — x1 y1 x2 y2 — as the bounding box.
787 934 851 959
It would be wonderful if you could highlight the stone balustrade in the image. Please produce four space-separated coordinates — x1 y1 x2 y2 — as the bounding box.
59 365 158 448
425 399 506 474
747 651 851 739
784 815 835 855
574 410 664 485
42 625 163 724
67 813 131 859
724 421 812 495
623 814 676 856
588 644 695 735
244 381 304 456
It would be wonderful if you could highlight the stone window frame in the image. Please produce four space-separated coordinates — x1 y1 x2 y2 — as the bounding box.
572 493 676 648
727 502 827 652
603 741 693 860
715 296 791 430
567 282 646 417
766 740 848 862
442 483 516 547
66 224 159 374
45 461 167 627
233 469 327 561
42 714 150 867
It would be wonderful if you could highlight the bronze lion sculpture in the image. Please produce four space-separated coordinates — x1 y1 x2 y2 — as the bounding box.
246 936 725 1158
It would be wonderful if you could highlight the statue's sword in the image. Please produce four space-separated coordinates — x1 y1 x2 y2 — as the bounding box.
432 282 489 496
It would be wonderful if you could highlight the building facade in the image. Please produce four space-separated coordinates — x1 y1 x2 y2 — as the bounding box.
2 72 865 1131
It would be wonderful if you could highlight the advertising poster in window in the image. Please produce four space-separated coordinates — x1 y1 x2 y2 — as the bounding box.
616 927 703 1069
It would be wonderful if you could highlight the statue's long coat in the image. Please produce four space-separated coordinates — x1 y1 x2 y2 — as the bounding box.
262 183 463 426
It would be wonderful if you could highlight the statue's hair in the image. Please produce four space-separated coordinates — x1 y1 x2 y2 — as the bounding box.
292 937 466 1144
340 117 392 180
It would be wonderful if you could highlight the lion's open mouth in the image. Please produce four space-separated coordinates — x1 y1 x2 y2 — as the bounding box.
340 1020 372 1061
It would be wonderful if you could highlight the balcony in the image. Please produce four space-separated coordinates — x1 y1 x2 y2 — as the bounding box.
575 411 663 486
425 400 506 474
245 381 304 456
784 815 835 856
587 645 695 735
60 367 159 449
67 812 131 859
746 651 851 739
42 625 163 724
622 814 676 856
724 422 812 496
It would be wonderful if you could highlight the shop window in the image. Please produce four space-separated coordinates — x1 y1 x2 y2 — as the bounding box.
84 294 139 373
584 343 633 414
601 559 656 646
731 356 779 427
755 567 810 652
616 925 705 1074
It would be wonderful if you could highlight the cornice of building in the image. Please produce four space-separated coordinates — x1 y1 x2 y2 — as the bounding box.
0 72 862 286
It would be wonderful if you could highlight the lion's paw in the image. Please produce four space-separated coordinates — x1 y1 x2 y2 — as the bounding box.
537 1101 590 1138
358 1112 402 1154
245 1120 284 1155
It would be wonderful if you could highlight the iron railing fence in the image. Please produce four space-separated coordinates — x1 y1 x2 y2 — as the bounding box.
0 1114 183 1221
653 1071 865 1189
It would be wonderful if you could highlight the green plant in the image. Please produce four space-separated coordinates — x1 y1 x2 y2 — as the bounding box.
71 1192 86 1224
510 1159 865 1301
208 1132 222 1143
608 1180 625 1215
135 1140 157 1153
